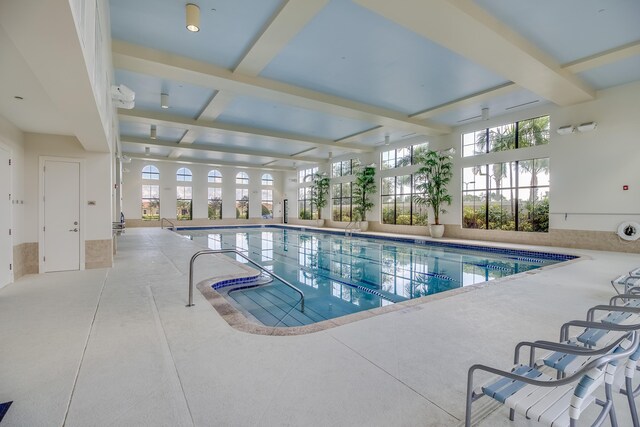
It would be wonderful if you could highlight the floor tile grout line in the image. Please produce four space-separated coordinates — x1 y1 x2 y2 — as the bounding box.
61 270 110 427
329 334 461 422
148 286 196 427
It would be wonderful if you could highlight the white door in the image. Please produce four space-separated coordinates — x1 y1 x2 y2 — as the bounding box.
0 146 11 287
44 160 80 272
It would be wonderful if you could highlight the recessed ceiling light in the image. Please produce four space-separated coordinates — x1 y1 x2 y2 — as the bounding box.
14 96 23 100
186 3 200 32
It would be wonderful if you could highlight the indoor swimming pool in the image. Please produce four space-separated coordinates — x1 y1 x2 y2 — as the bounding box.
177 226 576 327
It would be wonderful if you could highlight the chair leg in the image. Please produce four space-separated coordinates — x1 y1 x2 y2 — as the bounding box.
606 383 619 427
509 408 515 421
626 377 640 427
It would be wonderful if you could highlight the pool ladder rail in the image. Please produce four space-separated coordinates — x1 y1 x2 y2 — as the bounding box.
161 218 176 230
345 221 360 237
187 249 305 312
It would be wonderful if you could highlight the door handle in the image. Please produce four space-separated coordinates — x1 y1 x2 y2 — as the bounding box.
69 228 78 232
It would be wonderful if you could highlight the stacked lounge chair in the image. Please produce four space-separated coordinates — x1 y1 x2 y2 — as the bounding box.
465 269 640 427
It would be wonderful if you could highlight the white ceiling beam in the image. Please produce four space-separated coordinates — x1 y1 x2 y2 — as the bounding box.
123 136 320 163
119 109 372 153
123 153 294 171
410 82 517 119
563 40 640 74
113 41 451 135
177 1 330 145
354 0 595 106
334 126 383 144
235 0 330 76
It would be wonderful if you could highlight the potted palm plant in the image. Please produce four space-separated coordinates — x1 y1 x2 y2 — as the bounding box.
413 149 454 238
310 172 330 227
352 163 377 231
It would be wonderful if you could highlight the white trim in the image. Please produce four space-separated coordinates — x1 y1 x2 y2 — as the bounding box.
39 156 86 272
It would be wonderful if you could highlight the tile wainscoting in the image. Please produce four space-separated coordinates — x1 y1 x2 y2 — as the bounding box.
85 239 113 269
12 243 38 279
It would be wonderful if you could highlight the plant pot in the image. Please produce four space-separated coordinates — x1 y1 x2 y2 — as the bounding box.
358 221 369 232
316 219 325 227
429 224 445 238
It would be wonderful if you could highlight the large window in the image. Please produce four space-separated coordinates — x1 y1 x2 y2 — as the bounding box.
261 173 273 186
176 186 192 220
462 116 549 157
298 167 318 184
381 175 428 225
298 187 314 220
261 189 273 219
141 185 159 220
380 143 428 170
208 187 222 220
462 158 549 232
176 167 192 182
208 169 222 183
331 159 356 177
236 171 249 185
236 188 249 219
141 165 159 180
297 167 318 219
332 182 352 222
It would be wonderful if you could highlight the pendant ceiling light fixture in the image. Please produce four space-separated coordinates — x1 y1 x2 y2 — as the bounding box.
150 124 157 139
145 147 150 156
161 93 169 109
186 3 200 32
384 135 390 146
481 107 489 121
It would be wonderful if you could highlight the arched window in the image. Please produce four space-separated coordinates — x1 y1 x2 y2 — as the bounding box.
142 165 159 180
261 173 273 186
208 169 222 183
176 167 192 182
236 172 249 185
208 170 223 220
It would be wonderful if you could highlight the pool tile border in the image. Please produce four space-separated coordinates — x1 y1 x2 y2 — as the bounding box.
176 224 578 262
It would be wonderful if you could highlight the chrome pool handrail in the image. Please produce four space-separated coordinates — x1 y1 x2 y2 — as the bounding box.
160 218 176 230
187 249 305 312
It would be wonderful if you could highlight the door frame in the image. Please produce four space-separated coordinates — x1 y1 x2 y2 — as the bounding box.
39 156 85 273
0 140 13 287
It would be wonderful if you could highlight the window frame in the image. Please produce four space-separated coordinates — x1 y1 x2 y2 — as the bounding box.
207 187 222 220
462 115 550 158
176 185 193 220
141 165 160 180
461 157 549 232
176 167 193 182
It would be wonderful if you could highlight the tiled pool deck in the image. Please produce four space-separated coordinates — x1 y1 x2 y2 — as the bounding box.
1 227 639 426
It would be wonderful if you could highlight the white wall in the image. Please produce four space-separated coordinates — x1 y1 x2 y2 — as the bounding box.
23 133 112 242
122 160 284 221
442 80 640 233
0 114 26 245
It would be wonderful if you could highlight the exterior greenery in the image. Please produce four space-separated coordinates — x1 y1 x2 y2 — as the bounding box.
412 150 453 225
352 164 377 221
310 172 330 220
461 115 550 233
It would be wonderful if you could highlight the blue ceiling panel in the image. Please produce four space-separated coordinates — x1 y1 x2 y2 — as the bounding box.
260 0 507 115
475 0 640 64
114 69 214 118
119 121 186 142
577 55 640 90
429 88 549 126
216 95 377 140
196 131 313 155
110 0 284 69
121 142 172 158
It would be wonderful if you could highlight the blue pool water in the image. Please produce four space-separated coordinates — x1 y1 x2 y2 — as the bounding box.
177 226 575 327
